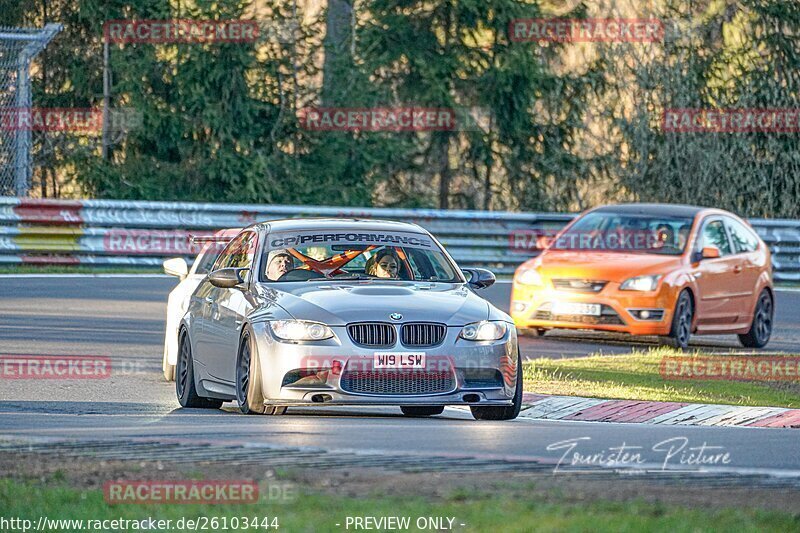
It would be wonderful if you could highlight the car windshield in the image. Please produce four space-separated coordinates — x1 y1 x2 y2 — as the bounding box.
553 212 695 255
260 229 461 282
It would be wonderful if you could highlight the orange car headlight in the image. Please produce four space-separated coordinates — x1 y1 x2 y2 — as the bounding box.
620 275 662 292
516 268 543 286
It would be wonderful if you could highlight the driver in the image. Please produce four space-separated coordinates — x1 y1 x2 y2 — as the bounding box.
266 249 294 281
654 224 675 249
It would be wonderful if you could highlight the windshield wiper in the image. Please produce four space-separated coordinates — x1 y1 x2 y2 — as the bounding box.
307 274 374 281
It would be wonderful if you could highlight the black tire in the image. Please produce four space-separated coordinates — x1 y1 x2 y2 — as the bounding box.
400 406 445 417
470 350 523 421
739 290 773 348
176 331 223 409
236 332 287 416
659 290 693 350
520 328 548 338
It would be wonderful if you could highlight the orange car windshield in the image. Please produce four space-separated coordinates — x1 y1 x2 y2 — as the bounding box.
553 213 694 255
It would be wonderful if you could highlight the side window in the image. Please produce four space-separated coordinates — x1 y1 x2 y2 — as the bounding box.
229 233 257 269
213 232 255 271
193 247 216 275
725 217 759 254
701 220 732 256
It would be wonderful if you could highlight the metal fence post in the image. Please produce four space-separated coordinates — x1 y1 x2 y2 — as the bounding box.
0 23 62 196
14 53 30 196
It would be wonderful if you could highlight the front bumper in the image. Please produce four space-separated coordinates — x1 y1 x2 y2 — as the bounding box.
510 280 676 336
251 322 518 407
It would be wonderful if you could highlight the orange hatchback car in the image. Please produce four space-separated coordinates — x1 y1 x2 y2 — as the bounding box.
510 204 774 349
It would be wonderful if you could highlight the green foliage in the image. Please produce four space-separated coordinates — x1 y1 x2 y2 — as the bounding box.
606 0 800 218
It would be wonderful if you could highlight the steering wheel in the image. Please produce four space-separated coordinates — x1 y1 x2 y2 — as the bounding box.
277 268 326 281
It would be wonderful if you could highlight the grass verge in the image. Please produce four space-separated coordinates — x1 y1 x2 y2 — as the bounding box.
522 347 800 408
1 478 797 532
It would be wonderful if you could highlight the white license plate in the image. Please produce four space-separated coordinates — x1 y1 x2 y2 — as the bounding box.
373 352 426 369
552 302 601 316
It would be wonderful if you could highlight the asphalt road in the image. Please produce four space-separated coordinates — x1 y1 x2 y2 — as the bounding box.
1 276 800 478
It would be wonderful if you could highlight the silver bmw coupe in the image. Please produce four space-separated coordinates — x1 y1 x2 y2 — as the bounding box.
176 219 522 420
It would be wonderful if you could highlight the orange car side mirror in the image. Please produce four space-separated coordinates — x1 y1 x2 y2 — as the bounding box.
701 246 721 260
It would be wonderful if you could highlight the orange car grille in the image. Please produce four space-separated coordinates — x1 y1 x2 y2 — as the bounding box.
535 304 625 325
551 279 608 293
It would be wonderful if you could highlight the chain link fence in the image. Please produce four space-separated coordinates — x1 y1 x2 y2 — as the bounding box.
0 24 62 197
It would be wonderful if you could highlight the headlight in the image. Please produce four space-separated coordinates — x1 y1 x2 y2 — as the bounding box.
516 268 543 286
620 275 662 292
460 321 508 341
270 320 334 341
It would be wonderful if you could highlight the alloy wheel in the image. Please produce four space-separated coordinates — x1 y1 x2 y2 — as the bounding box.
755 293 773 344
177 335 190 399
676 294 693 348
237 338 251 405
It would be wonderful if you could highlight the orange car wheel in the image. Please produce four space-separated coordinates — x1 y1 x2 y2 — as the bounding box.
659 290 693 350
738 290 773 348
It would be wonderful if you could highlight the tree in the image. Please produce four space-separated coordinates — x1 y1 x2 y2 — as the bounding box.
355 0 601 211
604 0 800 218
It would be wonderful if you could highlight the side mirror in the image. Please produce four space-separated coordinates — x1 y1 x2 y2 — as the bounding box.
462 268 496 290
163 257 189 280
209 268 249 289
701 246 721 260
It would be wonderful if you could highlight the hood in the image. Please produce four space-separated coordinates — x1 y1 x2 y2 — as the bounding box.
529 250 684 284
251 281 492 326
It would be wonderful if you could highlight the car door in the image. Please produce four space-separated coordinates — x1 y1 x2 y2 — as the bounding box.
193 231 248 380
723 216 763 326
692 217 740 330
205 231 258 383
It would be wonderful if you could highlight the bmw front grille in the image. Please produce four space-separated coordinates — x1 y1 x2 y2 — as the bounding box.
401 323 446 347
347 322 396 348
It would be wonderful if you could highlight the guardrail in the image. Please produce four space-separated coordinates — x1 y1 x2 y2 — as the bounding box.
1 196 799 281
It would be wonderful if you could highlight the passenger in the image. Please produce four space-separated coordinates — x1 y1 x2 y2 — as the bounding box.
366 250 400 279
266 249 294 281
